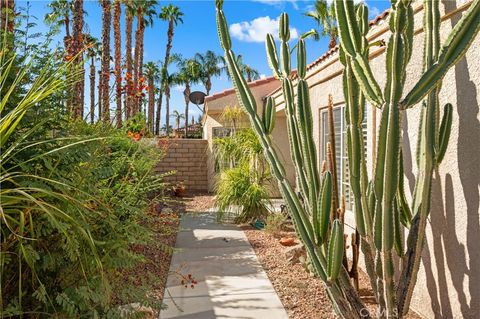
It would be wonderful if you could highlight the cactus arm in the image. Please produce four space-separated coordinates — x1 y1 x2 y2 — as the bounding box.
265 34 281 79
401 0 480 109
397 150 412 228
436 103 452 165
343 66 367 236
393 200 404 257
283 77 310 204
327 219 345 282
396 0 443 315
318 172 333 242
262 97 276 135
335 0 384 108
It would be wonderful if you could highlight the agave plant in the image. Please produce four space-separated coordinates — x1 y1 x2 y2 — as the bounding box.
215 0 480 317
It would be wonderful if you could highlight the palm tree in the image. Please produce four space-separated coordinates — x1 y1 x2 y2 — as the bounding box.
161 123 172 136
124 0 134 119
194 50 223 95
305 0 338 49
100 0 111 122
171 110 185 135
133 0 157 115
113 0 122 127
85 35 101 124
70 0 85 118
45 0 72 52
222 54 260 83
163 68 177 138
159 4 183 137
155 61 165 136
144 61 160 133
175 56 201 137
241 62 260 83
98 69 102 119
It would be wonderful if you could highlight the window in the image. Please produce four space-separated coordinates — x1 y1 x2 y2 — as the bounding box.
320 105 367 210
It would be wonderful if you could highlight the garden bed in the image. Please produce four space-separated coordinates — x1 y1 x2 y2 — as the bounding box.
114 198 183 316
243 226 421 319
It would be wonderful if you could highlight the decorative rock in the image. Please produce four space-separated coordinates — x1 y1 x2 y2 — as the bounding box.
279 237 296 246
284 244 306 265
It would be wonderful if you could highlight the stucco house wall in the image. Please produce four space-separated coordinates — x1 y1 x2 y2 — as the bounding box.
270 1 479 318
202 77 295 194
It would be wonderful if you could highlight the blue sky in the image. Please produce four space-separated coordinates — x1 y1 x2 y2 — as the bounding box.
20 0 390 126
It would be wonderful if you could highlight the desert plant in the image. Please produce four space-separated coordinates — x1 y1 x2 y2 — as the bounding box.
215 163 270 223
214 128 270 223
215 0 480 317
264 213 286 236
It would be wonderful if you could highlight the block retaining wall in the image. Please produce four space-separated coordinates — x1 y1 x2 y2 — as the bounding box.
155 139 208 192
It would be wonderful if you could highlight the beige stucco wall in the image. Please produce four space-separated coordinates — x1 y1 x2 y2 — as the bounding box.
203 79 295 194
272 1 479 318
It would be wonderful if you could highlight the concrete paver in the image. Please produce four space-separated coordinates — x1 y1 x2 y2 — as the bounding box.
160 213 288 319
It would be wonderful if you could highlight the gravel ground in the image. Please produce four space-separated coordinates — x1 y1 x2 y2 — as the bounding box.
243 227 337 319
243 226 421 319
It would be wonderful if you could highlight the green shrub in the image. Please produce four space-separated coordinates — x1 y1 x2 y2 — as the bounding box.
213 128 271 223
0 39 168 317
215 164 270 223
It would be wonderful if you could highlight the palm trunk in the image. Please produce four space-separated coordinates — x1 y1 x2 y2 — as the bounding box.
0 0 15 47
165 86 170 137
125 3 133 119
101 0 111 123
328 33 336 50
184 82 190 138
72 0 84 119
206 76 211 96
98 69 102 121
64 14 70 45
0 0 14 33
147 76 155 132
163 20 174 138
155 89 163 135
113 0 122 127
89 55 95 124
138 18 145 99
133 11 143 115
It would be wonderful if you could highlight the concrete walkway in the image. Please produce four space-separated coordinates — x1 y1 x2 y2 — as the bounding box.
160 213 288 319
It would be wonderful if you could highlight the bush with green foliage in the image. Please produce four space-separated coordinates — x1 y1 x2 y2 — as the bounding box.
213 128 271 223
0 32 169 317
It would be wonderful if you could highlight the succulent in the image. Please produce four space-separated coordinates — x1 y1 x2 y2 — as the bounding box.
216 0 480 317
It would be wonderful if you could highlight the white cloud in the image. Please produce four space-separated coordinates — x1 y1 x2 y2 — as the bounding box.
253 0 299 10
368 6 381 19
259 74 267 79
230 16 299 43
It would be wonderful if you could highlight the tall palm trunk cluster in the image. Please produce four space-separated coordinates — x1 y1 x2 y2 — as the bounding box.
40 1 230 137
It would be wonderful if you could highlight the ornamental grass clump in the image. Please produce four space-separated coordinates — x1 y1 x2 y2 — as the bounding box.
215 0 480 317
214 128 271 223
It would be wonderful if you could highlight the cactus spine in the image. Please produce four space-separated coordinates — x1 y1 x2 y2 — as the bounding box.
217 0 479 317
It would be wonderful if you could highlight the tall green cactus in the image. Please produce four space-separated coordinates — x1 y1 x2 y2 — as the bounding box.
216 0 479 317
335 0 479 317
